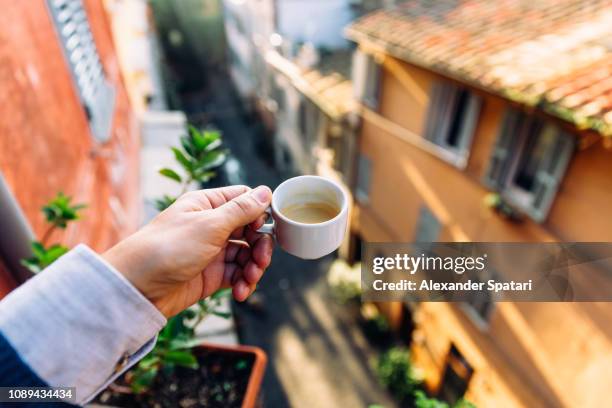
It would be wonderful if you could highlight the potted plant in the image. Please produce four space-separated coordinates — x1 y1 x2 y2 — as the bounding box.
94 124 267 407
95 290 267 407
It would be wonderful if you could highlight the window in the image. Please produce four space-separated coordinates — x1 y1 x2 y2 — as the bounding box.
485 109 575 222
438 344 473 405
355 154 372 203
48 0 115 142
461 276 494 328
423 82 482 166
352 50 381 110
414 206 441 242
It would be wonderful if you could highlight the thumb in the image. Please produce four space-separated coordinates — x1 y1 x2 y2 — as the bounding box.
215 185 272 232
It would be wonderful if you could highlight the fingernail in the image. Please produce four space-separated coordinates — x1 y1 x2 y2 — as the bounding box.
252 185 271 205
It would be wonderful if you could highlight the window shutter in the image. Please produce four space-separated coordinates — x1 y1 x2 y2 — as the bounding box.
423 82 445 141
352 50 381 111
364 57 381 111
484 109 521 188
48 0 115 143
531 131 575 221
456 93 482 156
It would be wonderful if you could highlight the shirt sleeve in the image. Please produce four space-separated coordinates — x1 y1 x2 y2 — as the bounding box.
0 244 167 405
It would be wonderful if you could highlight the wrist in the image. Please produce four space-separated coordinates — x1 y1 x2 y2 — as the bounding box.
102 234 165 315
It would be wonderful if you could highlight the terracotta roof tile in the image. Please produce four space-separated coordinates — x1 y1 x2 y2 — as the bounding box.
346 0 612 136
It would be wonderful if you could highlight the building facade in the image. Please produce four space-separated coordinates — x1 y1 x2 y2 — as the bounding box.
0 0 141 294
346 2 612 407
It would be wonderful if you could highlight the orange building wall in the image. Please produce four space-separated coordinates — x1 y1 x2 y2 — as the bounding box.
355 55 612 407
0 0 140 259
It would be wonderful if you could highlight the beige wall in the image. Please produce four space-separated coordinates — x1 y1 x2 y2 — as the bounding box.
354 55 612 407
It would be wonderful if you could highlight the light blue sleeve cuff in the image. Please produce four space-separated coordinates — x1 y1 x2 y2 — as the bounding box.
0 244 166 405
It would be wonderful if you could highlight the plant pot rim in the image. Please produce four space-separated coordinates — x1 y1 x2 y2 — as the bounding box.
194 342 267 408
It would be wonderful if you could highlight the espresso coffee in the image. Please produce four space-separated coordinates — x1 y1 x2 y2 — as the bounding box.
280 201 340 224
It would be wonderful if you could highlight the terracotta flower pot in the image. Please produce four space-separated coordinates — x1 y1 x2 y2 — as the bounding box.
94 342 267 408
194 342 267 408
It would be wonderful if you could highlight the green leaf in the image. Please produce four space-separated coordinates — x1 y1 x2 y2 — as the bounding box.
168 337 203 350
42 245 68 266
158 168 182 183
163 350 198 369
31 241 46 259
171 147 193 173
138 355 161 370
130 365 159 394
193 170 217 183
21 258 42 274
204 137 222 152
42 192 86 228
154 195 176 211
202 130 221 150
211 310 232 319
180 135 196 158
197 150 227 171
189 125 207 151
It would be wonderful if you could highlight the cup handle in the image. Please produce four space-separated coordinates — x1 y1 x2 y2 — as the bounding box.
256 207 274 235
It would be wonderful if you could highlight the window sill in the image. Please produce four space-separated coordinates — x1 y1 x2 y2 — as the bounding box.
361 107 469 170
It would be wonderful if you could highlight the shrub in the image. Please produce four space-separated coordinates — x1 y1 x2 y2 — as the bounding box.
414 390 477 408
376 347 421 403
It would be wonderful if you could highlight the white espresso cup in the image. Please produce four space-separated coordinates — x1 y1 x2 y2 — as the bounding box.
257 175 349 259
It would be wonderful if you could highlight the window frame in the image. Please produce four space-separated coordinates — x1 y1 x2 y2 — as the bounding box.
485 109 575 222
423 81 482 168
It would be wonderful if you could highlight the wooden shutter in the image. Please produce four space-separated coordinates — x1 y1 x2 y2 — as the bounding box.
530 130 575 221
484 109 522 188
352 50 381 110
48 0 115 142
364 57 381 110
456 93 482 156
423 82 445 141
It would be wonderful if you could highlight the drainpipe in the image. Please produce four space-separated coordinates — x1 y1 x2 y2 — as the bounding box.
0 172 34 284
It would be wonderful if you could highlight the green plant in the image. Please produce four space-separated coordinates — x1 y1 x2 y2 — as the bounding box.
21 192 86 273
129 288 232 393
127 123 231 394
414 390 476 408
155 125 227 211
376 347 421 403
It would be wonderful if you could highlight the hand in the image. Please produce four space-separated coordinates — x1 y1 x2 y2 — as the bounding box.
102 185 274 318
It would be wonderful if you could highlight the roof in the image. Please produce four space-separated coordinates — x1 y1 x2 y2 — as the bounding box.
346 0 612 136
266 49 357 120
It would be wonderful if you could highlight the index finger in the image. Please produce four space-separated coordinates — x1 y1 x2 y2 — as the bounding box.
191 185 252 209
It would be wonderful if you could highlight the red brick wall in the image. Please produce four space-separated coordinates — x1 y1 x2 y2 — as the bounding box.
0 0 140 280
